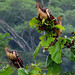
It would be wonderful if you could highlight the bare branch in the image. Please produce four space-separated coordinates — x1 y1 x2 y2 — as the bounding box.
0 19 32 51
0 62 9 64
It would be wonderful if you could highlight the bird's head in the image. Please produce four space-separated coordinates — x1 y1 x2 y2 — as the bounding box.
58 15 63 20
36 2 41 8
5 46 9 51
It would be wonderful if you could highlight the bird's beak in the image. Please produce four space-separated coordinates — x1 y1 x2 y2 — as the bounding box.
35 5 39 8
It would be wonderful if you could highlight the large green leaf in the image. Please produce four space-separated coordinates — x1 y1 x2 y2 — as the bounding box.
33 43 41 58
29 17 39 28
0 65 13 75
47 63 62 75
48 37 66 64
46 55 62 75
48 41 62 64
18 68 28 75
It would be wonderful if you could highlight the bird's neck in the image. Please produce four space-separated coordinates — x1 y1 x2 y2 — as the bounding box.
6 50 12 56
37 6 42 11
58 19 62 25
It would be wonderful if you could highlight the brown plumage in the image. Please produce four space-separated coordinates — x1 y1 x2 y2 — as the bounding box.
5 47 24 70
55 16 63 38
36 2 57 25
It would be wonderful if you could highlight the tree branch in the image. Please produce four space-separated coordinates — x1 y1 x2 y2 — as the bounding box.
0 62 9 64
0 19 32 51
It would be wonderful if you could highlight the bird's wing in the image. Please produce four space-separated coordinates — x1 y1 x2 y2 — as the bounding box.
17 57 24 67
13 50 19 57
46 9 51 18
46 9 57 25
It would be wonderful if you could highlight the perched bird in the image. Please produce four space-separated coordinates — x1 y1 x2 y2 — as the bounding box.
36 2 57 25
5 46 24 70
55 16 63 38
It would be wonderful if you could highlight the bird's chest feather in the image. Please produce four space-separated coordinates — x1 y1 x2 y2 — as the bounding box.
6 51 17 60
58 21 61 26
38 8 48 19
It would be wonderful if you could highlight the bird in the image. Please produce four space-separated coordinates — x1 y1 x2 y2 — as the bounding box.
36 2 57 25
54 16 63 38
5 46 24 70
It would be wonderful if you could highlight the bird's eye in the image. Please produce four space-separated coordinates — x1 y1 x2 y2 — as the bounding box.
36 5 39 7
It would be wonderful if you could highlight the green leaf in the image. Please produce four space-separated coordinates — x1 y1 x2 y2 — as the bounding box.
33 43 41 58
42 19 45 24
54 25 65 30
47 62 62 75
40 36 55 48
31 64 41 72
29 70 40 75
29 17 39 28
62 47 75 62
29 63 41 75
48 41 62 64
48 37 66 64
39 36 45 40
43 73 47 75
59 37 66 48
65 37 72 43
46 55 62 75
18 68 28 75
0 65 13 75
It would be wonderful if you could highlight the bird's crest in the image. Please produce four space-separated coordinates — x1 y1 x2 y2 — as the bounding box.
36 2 40 5
58 15 63 19
36 2 41 7
5 46 9 50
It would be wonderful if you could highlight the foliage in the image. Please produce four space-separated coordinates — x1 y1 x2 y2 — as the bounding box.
18 63 46 75
33 43 41 59
29 15 75 75
0 0 75 75
0 33 11 69
0 65 14 75
62 36 75 62
0 33 11 50
63 25 75 35
46 54 62 75
18 68 28 75
30 17 66 63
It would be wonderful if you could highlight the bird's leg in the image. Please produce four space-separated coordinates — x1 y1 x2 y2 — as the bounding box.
10 62 18 70
15 61 21 68
17 62 21 68
9 61 13 65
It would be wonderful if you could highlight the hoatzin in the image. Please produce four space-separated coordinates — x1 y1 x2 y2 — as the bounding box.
55 16 63 38
5 46 24 70
36 2 63 37
36 2 57 25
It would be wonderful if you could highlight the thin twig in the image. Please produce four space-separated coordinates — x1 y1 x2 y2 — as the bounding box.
0 62 9 64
